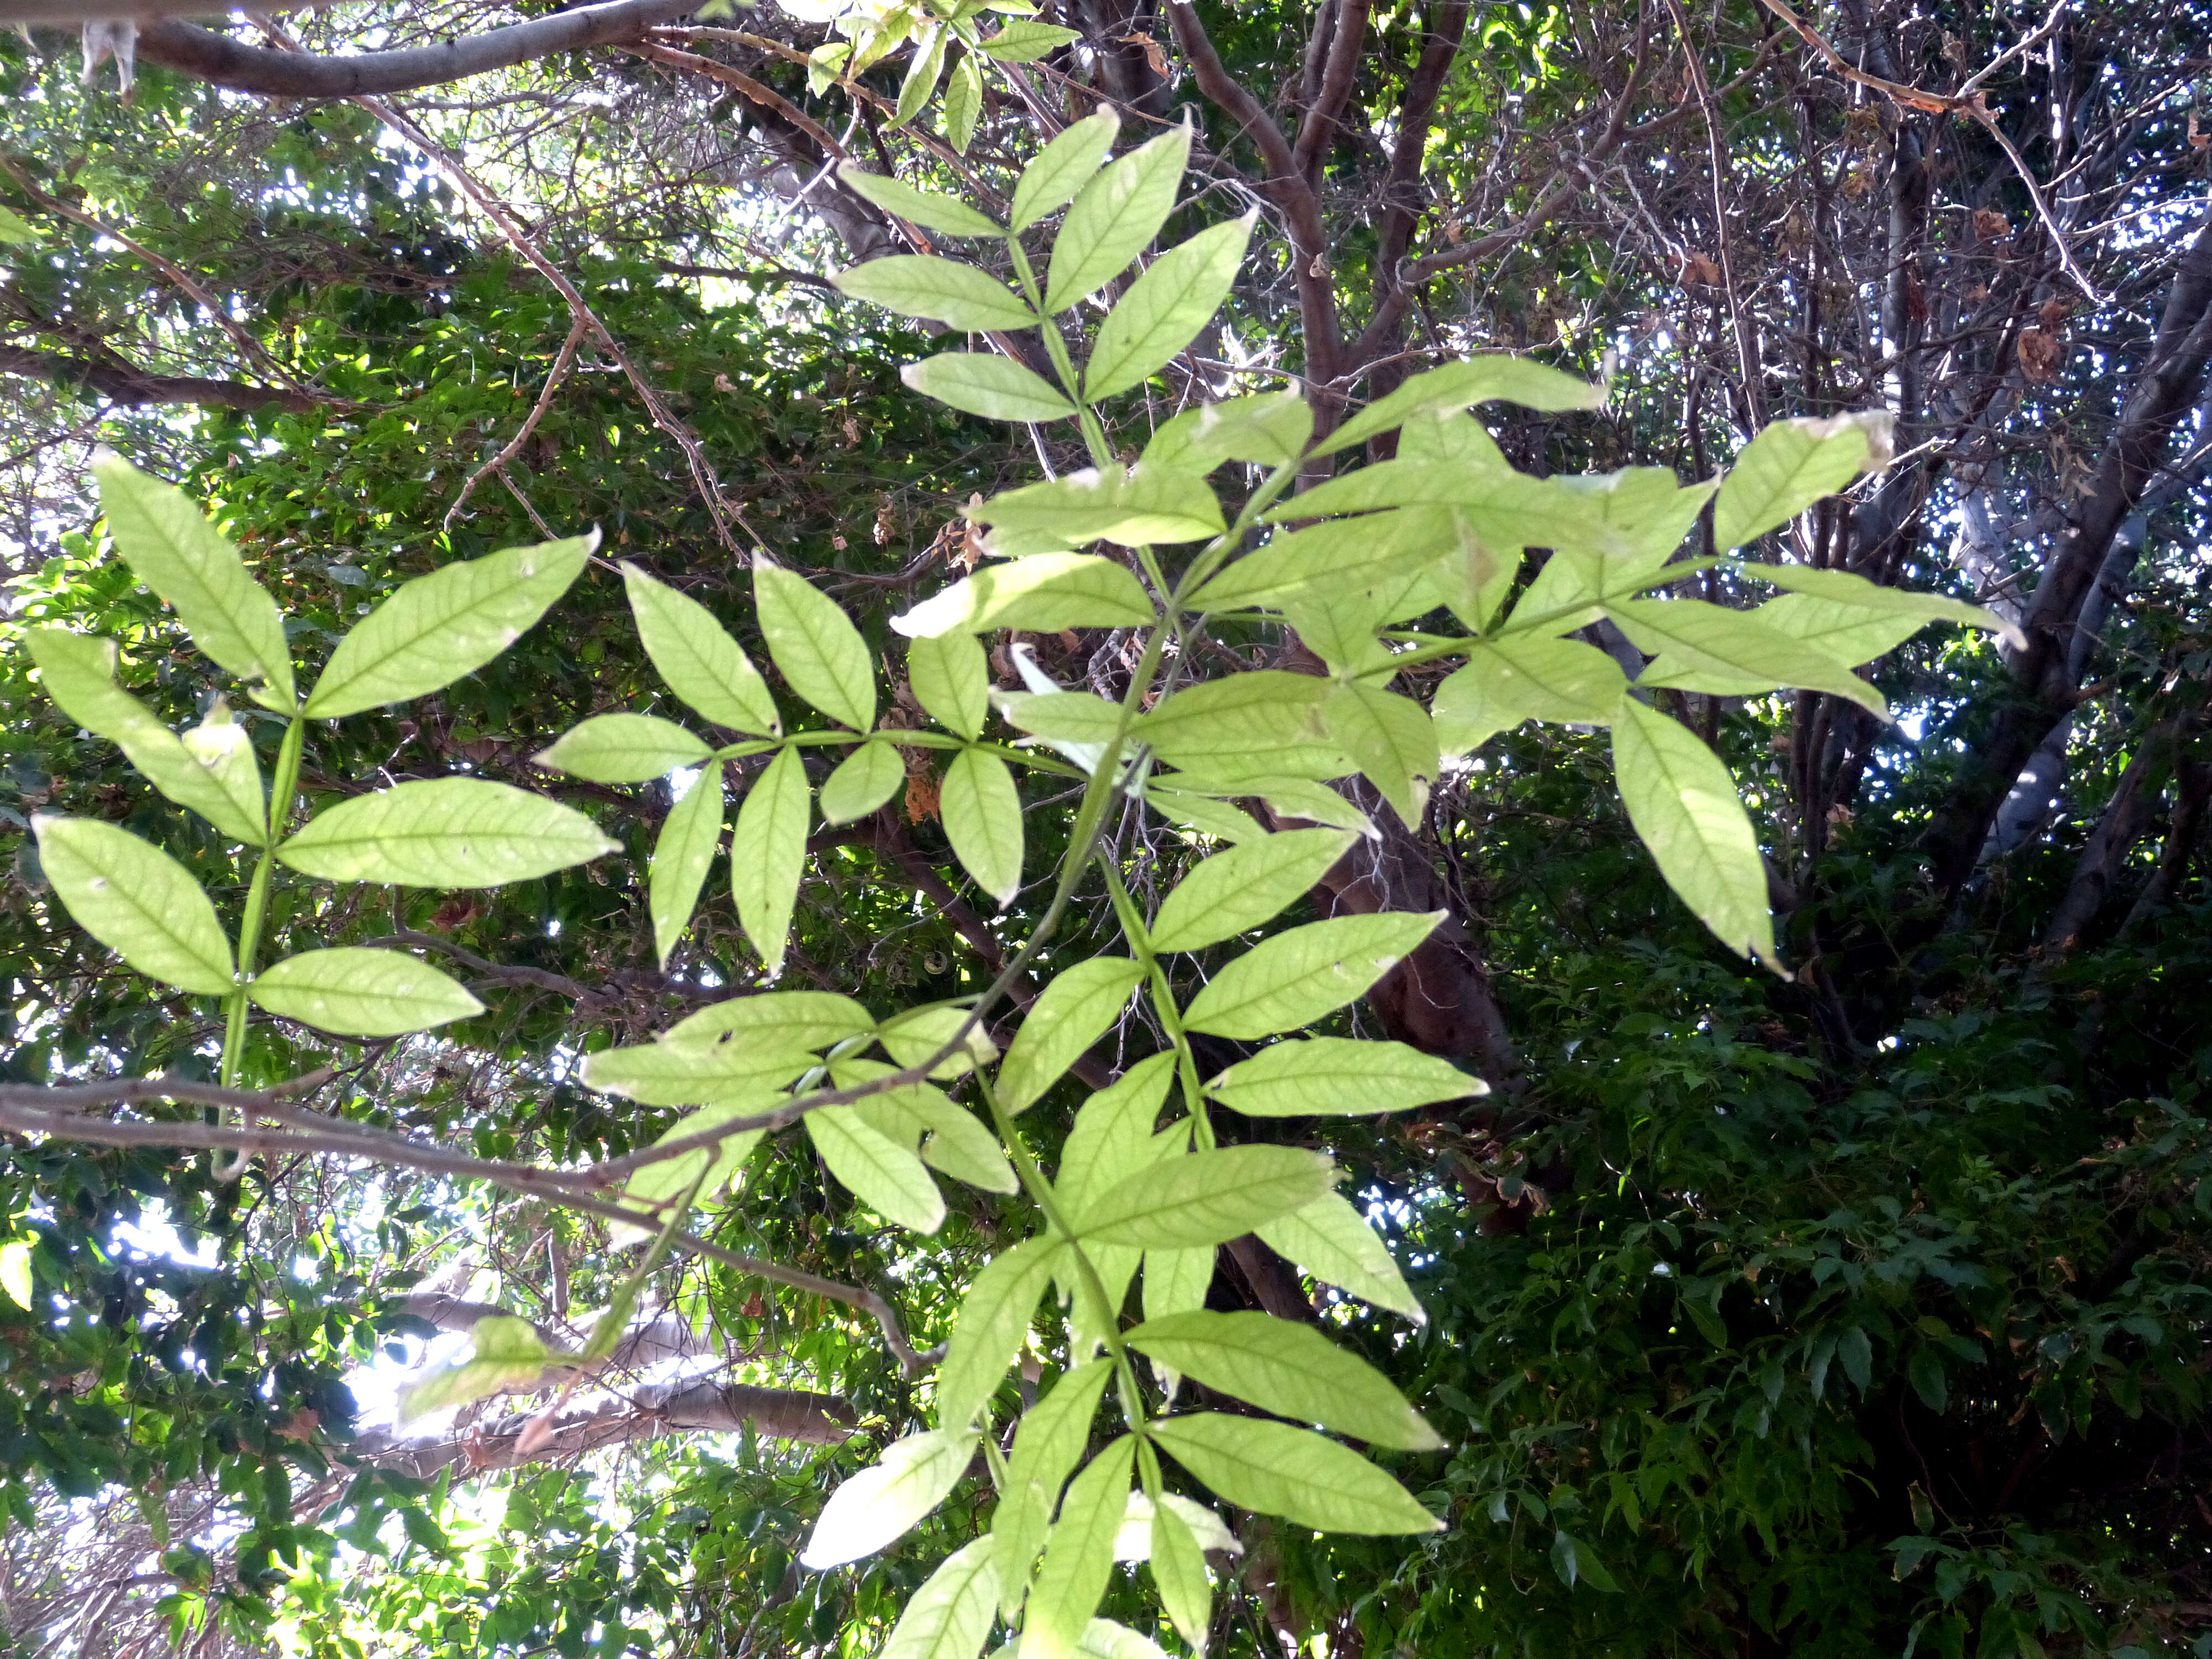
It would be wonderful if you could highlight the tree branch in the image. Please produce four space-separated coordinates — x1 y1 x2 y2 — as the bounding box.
0 342 325 411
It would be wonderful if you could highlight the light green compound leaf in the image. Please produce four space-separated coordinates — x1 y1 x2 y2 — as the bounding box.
581 1039 812 1108
399 1316 550 1423
1046 123 1192 311
944 51 983 153
618 1100 768 1222
1182 911 1443 1040
1126 1310 1443 1450
1026 1438 1135 1659
1011 108 1119 232
755 564 875 731
909 631 990 739
730 746 810 977
662 989 875 1053
1610 597 1890 720
807 1105 946 1234
999 956 1146 1113
621 562 781 736
306 534 591 718
0 1241 33 1312
1396 408 1509 467
800 1429 977 1568
1713 411 1891 550
1256 1193 1421 1320
32 816 233 995
899 554 1156 641
998 690 1123 746
26 630 265 844
940 1237 1063 1430
1085 214 1255 401
1188 507 1460 613
1321 356 1606 456
894 23 949 126
534 712 711 783
1143 390 1313 471
651 765 723 968
833 255 1040 331
1148 827 1353 953
1223 776 1375 837
92 452 293 701
1057 1051 1176 1211
249 947 482 1036
1754 593 1928 667
904 354 1076 422
975 464 1225 547
1561 466 1717 560
1610 696 1778 968
1738 561 2026 651
0 204 38 245
878 1001 999 1078
1135 672 1346 783
1321 682 1436 830
1206 1037 1481 1117
837 163 1006 237
820 738 906 825
834 1057 1017 1193
1148 1500 1213 1651
995 1358 1115 1619
1432 634 1627 756
883 1538 1001 1659
980 18 1078 58
278 778 618 888
940 748 1025 905
1146 787 1266 843
1148 1415 1442 1535
1080 1146 1335 1248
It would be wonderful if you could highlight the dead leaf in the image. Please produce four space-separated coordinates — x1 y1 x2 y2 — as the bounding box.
713 372 738 393
1681 252 1722 289
2191 110 2209 151
275 1408 319 1443
429 895 479 932
1116 30 1169 80
2017 327 2062 383
2037 297 2071 329
902 752 940 824
1905 274 1929 324
513 1410 559 1460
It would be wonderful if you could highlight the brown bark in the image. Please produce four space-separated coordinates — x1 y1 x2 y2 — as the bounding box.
0 343 324 411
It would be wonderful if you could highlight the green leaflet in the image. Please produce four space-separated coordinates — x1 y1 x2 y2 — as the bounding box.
1755 593 1929 667
581 1039 813 1108
305 534 590 718
1182 911 1444 1040
0 1241 33 1312
831 1056 1017 1193
1110 1491 1242 1562
1011 109 1118 231
1124 1310 1443 1449
833 255 1040 331
1147 1414 1441 1535
1737 561 2026 651
662 990 875 1053
1319 356 1606 455
1556 466 1717 561
1147 1500 1212 1651
1209 775 1374 836
730 746 810 977
32 815 234 996
754 564 876 731
650 765 723 968
800 1429 977 1568
939 1237 1063 1430
1432 635 1628 756
1610 696 1778 968
994 1358 1115 1619
1187 508 1461 612
617 1099 770 1221
1144 1245 1213 1326
837 163 1005 237
1145 787 1265 842
820 738 906 825
1084 215 1255 401
278 778 618 888
26 630 266 844
943 53 983 154
806 1104 946 1234
895 554 1156 639
248 947 482 1036
980 18 1079 59
0 204 36 244
1255 1192 1422 1320
1062 1241 1142 1363
1396 408 1509 467
881 1538 1001 1659
1713 411 1890 550
1206 1037 1482 1117
534 712 711 782
940 748 1025 906
1147 827 1353 953
975 465 1225 547
1320 682 1437 830
1078 1146 1335 1248
398 1316 550 1424
878 1001 1000 1078
621 562 781 736
1143 390 1313 471
1025 1438 1135 1659
1612 597 1891 719
1057 1051 1176 1212
902 354 1076 422
1265 464 1614 563
894 23 948 126
998 957 1146 1113
1134 672 1347 782
999 690 1124 747
909 632 990 739
92 452 294 702
1045 123 1192 311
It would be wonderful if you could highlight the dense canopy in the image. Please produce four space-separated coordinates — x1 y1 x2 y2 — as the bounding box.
1 1 2209 1657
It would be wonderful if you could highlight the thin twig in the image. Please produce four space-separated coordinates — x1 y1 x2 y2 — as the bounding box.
445 317 586 529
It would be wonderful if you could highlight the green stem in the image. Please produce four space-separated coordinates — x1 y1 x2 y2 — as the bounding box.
219 715 306 1090
1096 857 1213 1151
